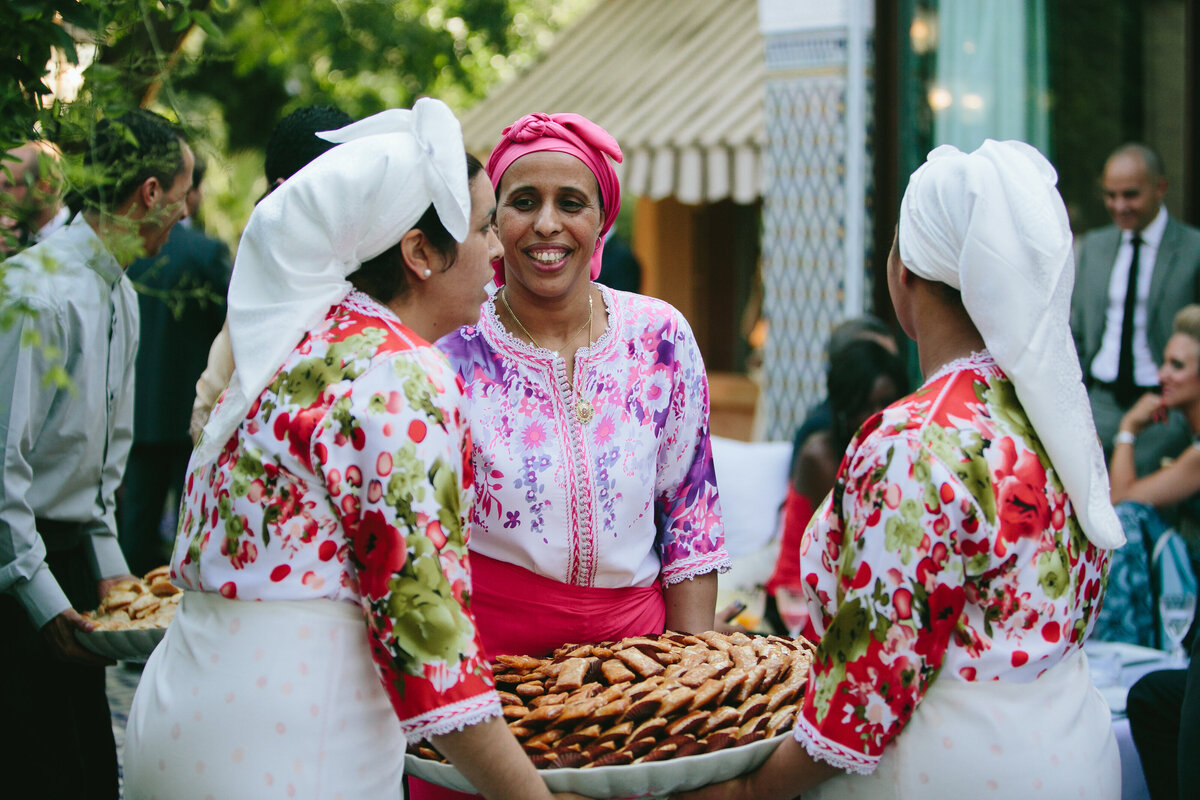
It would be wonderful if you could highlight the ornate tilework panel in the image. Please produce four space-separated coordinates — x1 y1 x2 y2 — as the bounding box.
764 29 848 72
760 29 875 443
761 74 848 441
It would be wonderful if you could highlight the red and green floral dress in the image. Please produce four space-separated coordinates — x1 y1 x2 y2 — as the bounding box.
172 290 497 737
796 351 1110 774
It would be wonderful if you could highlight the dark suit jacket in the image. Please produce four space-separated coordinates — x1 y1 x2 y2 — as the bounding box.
1071 216 1200 378
126 224 231 444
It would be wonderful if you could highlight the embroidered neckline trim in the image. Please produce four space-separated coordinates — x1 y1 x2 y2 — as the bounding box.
922 348 997 387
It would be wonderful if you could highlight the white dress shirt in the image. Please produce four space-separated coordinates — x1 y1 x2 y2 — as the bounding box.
1090 205 1169 386
0 214 137 627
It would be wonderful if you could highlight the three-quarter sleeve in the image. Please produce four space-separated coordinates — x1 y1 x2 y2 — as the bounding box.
794 433 973 774
653 311 730 584
315 350 500 740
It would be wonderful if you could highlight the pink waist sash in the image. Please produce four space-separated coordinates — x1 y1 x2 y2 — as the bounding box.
408 555 667 800
468 551 666 659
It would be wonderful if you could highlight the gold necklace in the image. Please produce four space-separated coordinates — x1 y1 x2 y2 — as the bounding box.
500 287 596 425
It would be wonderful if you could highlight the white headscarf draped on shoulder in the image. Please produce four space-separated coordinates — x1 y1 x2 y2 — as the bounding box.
898 139 1124 550
194 97 471 464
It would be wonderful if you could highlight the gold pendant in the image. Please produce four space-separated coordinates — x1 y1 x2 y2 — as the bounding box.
575 396 595 425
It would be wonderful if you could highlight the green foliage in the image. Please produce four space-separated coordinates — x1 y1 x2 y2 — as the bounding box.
2 0 595 259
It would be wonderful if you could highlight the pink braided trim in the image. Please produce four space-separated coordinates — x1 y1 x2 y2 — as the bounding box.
661 549 732 586
400 691 502 742
793 708 879 776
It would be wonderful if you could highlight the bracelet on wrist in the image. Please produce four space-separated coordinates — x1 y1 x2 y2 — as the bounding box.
1114 430 1137 447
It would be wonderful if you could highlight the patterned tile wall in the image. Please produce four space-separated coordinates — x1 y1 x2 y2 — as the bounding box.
760 28 874 442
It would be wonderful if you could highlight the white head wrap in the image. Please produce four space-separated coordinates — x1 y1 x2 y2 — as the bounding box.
898 139 1124 550
195 97 470 464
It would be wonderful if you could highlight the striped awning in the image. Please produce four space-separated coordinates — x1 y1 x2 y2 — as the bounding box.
460 0 764 205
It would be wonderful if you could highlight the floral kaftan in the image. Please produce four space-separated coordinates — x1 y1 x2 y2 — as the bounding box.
796 351 1110 774
435 285 730 590
171 290 498 738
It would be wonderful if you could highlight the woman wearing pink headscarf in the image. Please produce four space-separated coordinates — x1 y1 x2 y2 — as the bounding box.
415 112 730 798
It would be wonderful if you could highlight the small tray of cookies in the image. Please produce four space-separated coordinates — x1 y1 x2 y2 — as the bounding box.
75 566 181 660
406 630 814 798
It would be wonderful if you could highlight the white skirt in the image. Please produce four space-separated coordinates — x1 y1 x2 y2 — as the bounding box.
805 649 1121 799
124 592 405 800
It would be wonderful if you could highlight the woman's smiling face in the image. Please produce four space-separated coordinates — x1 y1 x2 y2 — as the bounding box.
495 150 604 296
1159 332 1200 410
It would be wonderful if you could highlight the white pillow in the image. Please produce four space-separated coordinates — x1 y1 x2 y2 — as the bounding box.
710 436 792 557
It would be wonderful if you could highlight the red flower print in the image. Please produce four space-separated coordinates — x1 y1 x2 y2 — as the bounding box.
219 581 237 599
318 540 338 561
409 419 427 443
994 447 1051 556
270 564 291 582
894 588 913 619
351 509 407 599
273 406 324 467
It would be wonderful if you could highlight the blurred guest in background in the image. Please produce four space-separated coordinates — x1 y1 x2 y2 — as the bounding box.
1071 143 1200 476
119 154 231 575
763 336 906 637
1093 304 1200 648
0 139 68 254
0 109 192 800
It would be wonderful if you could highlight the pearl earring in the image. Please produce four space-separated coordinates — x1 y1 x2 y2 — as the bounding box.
423 269 432 278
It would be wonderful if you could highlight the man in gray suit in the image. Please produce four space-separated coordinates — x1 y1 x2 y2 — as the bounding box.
1071 143 1200 475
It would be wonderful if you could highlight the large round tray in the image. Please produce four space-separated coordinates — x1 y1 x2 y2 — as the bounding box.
74 626 166 660
405 731 786 799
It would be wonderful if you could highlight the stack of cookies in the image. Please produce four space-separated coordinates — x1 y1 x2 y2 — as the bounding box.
410 630 814 769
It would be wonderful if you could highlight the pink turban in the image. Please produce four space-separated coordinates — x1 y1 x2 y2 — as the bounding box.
486 112 623 285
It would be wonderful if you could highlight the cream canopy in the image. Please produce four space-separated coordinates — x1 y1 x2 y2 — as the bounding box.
459 0 764 205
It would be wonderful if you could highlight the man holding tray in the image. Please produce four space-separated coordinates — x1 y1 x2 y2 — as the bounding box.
0 109 193 799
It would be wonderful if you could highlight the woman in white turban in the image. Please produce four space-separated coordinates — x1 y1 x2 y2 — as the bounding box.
680 140 1122 799
123 99 566 800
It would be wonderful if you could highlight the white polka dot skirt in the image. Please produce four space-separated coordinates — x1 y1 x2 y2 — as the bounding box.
800 649 1120 799
124 592 405 799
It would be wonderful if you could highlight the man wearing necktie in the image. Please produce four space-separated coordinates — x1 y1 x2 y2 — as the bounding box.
1071 143 1200 475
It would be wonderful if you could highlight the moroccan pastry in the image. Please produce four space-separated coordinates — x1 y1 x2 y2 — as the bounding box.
409 630 814 769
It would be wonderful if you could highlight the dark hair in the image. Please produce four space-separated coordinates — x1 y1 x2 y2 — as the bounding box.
192 152 207 188
828 339 908 449
68 109 187 214
349 153 485 304
826 315 894 362
264 105 354 185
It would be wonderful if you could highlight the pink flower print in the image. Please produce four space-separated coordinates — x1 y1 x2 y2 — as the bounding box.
522 421 547 449
594 415 615 445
